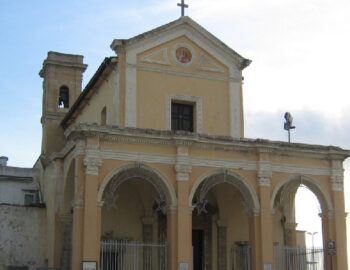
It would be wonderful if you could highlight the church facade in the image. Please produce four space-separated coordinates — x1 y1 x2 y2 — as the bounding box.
33 16 348 270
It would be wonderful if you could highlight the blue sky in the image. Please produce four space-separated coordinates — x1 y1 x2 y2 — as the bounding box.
1 0 350 255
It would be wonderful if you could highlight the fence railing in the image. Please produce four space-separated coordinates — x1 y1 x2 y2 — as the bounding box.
274 246 324 270
231 246 251 270
100 240 167 270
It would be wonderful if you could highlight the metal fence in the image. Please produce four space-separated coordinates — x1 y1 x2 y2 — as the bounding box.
100 240 167 270
274 246 324 270
230 246 251 270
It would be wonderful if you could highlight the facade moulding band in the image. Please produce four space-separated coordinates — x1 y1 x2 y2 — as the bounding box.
69 148 339 178
64 123 350 161
127 63 240 83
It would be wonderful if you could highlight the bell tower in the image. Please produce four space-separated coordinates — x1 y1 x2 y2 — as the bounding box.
39 51 87 160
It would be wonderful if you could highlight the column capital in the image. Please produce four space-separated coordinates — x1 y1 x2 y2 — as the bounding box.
319 210 334 219
175 147 192 181
72 199 84 209
257 161 272 187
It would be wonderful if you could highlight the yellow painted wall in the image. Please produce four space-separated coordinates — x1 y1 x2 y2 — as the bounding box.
136 36 231 135
75 70 119 125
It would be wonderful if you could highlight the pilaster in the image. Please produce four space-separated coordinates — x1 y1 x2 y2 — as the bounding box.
216 220 227 270
175 146 192 270
82 139 102 263
330 160 348 270
256 152 274 269
72 155 85 270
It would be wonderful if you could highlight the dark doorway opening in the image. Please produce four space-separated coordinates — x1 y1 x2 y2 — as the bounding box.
192 229 204 270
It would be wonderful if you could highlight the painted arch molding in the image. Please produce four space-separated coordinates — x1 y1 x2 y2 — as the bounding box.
98 163 178 211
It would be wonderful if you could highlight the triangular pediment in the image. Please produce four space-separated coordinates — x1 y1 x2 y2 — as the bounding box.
111 16 251 71
136 35 228 76
141 48 171 66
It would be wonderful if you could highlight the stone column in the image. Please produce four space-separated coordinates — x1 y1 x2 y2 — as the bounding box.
82 141 102 264
329 160 348 270
256 154 274 270
249 215 261 270
142 217 154 270
216 220 227 270
60 214 73 270
72 199 84 270
175 146 192 270
72 153 85 270
284 222 297 247
321 214 334 270
167 207 177 270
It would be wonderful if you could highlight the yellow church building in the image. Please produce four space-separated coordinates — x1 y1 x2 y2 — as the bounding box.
34 16 349 270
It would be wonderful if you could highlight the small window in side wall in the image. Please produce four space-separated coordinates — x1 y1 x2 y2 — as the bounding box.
171 102 194 132
23 190 37 206
58 86 69 108
101 107 107 125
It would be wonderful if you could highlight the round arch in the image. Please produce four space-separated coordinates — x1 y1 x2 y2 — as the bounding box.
189 168 260 215
270 174 334 217
98 163 177 211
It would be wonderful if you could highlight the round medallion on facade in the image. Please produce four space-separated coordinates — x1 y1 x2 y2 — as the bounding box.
175 47 192 64
172 43 195 66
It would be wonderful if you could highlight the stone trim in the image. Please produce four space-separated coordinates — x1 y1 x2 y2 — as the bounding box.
331 160 344 191
141 48 171 66
197 53 225 73
84 145 102 175
257 161 272 187
128 63 239 83
113 72 121 126
65 124 349 160
92 148 338 177
166 94 202 133
72 199 84 209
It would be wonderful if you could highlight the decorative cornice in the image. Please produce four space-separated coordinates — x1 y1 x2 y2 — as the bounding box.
64 123 350 161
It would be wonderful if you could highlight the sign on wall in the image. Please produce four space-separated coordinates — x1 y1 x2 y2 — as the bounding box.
82 261 97 270
263 263 272 270
179 262 188 270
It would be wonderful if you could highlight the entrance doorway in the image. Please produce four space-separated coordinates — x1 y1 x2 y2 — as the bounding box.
192 229 204 270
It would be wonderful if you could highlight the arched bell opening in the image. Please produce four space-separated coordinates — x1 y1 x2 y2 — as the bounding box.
99 164 174 270
191 170 259 270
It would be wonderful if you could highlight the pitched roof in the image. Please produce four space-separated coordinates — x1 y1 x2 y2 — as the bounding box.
110 16 251 70
61 57 118 128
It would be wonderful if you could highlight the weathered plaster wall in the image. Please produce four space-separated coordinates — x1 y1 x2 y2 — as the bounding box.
74 70 119 125
0 205 47 270
0 180 38 205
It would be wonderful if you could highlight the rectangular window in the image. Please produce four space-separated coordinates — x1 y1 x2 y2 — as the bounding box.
23 190 37 206
171 102 194 132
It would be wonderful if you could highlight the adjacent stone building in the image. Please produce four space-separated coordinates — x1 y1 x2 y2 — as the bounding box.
0 157 47 270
